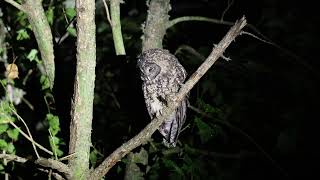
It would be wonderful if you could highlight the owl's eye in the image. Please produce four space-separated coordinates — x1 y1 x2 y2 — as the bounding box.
147 66 156 72
145 63 160 80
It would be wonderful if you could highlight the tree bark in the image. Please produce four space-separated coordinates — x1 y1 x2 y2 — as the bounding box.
22 0 55 89
68 0 96 178
141 0 171 51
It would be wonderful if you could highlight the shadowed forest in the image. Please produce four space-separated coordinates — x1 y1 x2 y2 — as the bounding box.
0 0 319 179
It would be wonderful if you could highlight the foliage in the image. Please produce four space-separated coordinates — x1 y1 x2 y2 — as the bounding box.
1 0 319 179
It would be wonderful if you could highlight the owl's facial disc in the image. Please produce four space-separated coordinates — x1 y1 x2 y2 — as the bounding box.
144 63 161 80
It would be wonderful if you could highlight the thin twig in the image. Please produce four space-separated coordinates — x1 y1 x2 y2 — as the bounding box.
0 154 72 179
221 0 234 21
175 45 206 60
241 31 273 45
90 16 247 180
9 107 40 158
167 16 234 29
58 153 76 161
4 0 25 12
102 0 112 26
8 121 53 155
168 16 320 78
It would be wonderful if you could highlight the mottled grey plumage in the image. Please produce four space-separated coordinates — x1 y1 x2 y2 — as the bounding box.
137 48 187 147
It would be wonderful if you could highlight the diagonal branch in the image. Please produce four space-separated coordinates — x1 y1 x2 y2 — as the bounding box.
22 0 55 89
90 16 247 180
4 0 25 12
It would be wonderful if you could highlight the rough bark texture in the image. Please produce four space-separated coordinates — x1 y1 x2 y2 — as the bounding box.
68 0 96 178
23 0 55 89
141 0 171 51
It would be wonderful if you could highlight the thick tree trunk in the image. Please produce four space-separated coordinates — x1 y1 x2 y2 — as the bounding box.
68 0 96 178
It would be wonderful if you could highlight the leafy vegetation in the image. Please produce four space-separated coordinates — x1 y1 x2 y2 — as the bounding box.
1 0 319 179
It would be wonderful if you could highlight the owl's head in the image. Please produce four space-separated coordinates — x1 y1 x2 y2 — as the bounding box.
137 48 180 81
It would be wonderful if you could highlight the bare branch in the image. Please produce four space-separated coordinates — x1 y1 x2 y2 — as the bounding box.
0 154 72 179
35 158 72 179
0 153 27 163
8 121 53 155
22 0 55 89
90 16 247 180
101 0 112 26
4 0 25 12
109 0 126 55
167 16 234 29
175 16 246 102
221 0 234 21
9 106 40 158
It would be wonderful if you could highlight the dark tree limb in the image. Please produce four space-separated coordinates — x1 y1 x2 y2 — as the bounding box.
0 154 72 179
5 0 56 89
90 16 247 180
22 0 55 89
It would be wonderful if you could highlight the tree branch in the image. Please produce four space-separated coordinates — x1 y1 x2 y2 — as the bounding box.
101 0 112 26
22 0 55 89
68 0 96 178
90 16 247 180
4 0 26 12
8 121 53 155
109 0 126 55
0 154 71 179
167 16 234 29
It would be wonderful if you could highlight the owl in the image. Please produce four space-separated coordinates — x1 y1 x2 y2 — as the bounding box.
137 48 187 147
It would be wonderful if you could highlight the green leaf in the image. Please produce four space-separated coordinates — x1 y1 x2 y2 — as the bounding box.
6 142 15 154
0 164 4 171
0 139 8 150
67 27 77 37
16 29 30 40
27 49 38 62
131 147 148 165
46 7 54 25
194 117 214 144
47 114 60 136
0 124 9 135
162 159 184 176
49 136 60 146
7 129 20 141
65 8 76 20
0 101 15 124
55 148 64 157
40 75 51 90
90 149 98 167
49 136 63 157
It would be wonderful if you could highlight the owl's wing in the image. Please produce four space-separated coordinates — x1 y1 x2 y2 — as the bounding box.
160 98 187 147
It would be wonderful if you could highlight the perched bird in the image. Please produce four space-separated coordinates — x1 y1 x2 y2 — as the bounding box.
137 48 187 147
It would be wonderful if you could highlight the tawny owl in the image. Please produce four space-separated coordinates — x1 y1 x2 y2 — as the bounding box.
137 48 187 147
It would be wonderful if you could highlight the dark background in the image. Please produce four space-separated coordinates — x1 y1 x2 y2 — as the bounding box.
1 0 320 179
